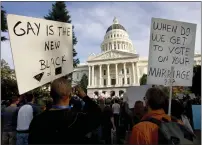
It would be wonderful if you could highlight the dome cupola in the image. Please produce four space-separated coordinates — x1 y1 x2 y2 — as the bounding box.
106 17 127 33
101 17 137 54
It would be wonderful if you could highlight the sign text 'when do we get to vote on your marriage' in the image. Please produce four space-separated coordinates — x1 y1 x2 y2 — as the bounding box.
147 18 197 87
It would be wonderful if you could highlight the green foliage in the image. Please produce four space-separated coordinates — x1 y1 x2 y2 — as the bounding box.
140 74 147 85
1 59 50 101
1 59 18 100
44 2 79 67
79 74 88 93
191 65 201 96
1 6 8 41
31 83 50 99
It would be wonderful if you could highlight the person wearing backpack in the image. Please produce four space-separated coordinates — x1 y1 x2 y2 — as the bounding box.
129 88 198 145
28 78 102 144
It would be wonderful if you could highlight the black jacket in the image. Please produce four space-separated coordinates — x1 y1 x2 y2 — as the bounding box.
28 96 102 144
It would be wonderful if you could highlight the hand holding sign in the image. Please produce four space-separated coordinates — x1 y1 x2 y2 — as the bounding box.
74 86 87 98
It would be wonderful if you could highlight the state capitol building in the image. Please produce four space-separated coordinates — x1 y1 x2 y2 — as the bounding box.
72 18 201 97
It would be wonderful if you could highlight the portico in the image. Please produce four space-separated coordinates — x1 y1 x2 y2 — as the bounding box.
88 62 139 88
86 17 142 97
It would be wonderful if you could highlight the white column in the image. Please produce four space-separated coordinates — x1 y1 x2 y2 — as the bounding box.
132 62 135 84
124 63 127 85
112 42 114 50
135 63 139 84
88 66 91 86
115 63 118 86
99 65 102 86
107 64 110 86
92 65 94 86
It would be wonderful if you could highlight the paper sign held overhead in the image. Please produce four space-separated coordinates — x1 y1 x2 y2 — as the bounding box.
127 85 152 108
7 14 73 95
147 18 197 86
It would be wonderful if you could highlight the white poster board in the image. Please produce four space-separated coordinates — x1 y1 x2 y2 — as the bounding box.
147 18 197 86
7 14 73 94
127 85 152 108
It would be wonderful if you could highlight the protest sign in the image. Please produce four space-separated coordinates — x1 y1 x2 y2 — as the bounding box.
127 85 152 108
192 105 201 130
7 14 73 94
147 18 197 86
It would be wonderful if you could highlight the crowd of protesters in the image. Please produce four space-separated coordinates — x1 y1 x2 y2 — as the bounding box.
1 77 201 145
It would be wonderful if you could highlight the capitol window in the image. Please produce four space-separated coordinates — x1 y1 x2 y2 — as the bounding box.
122 78 125 85
111 79 116 85
127 68 129 74
104 70 106 75
111 35 112 38
114 34 116 37
104 79 106 86
122 69 124 74
117 34 119 37
127 78 130 84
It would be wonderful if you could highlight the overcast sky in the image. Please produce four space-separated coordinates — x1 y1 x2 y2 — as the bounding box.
1 2 201 68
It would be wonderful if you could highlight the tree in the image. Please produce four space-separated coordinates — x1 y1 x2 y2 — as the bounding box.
1 6 8 41
1 59 18 100
140 74 147 85
191 65 201 96
44 2 79 67
79 74 88 93
1 59 50 101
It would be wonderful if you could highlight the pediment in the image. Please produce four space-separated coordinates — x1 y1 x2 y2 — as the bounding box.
87 50 138 62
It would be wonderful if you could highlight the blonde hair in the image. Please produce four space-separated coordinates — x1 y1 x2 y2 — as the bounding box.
50 77 72 104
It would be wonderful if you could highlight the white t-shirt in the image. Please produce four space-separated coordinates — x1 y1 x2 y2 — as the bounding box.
112 103 120 114
17 105 33 131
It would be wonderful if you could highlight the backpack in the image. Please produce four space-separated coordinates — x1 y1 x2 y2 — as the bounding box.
142 117 199 145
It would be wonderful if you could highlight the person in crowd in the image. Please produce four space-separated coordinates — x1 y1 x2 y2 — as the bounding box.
16 93 41 145
164 99 194 133
102 99 116 144
17 95 27 107
132 100 145 125
94 91 99 99
99 98 105 111
112 99 120 128
2 96 19 145
184 95 194 128
112 99 121 143
129 88 170 145
28 77 102 144
110 91 116 99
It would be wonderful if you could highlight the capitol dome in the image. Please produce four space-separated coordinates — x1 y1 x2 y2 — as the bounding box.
101 17 136 54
